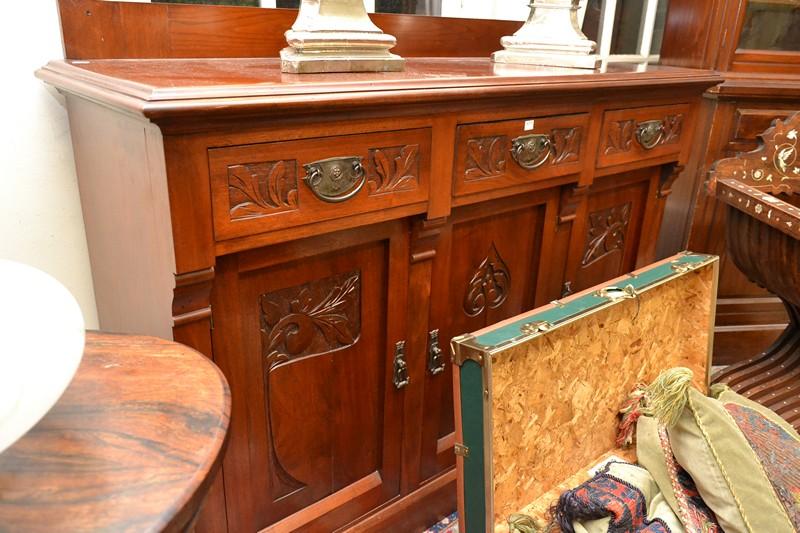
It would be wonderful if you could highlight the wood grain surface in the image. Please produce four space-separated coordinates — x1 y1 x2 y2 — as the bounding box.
0 332 231 533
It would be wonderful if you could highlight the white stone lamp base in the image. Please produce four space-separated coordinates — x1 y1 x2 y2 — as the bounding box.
281 0 405 74
492 0 600 69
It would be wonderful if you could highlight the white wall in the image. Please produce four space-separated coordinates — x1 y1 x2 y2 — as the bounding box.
0 1 99 328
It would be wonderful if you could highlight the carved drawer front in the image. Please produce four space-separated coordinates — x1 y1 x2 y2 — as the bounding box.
597 103 690 169
209 128 431 240
454 113 589 197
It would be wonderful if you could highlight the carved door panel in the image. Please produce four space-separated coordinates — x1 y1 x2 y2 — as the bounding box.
212 225 407 532
421 195 548 482
566 171 652 293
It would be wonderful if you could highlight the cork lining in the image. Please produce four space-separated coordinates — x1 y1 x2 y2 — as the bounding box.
489 267 714 530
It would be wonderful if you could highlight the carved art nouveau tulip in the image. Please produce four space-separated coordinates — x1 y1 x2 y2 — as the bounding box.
281 0 405 74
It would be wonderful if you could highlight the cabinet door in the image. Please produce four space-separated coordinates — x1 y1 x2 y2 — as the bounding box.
212 223 408 531
565 169 654 293
420 194 551 482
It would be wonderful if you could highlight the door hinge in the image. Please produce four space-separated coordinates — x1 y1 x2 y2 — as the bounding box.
454 443 470 457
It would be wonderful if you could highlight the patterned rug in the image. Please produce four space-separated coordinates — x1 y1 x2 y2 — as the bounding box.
424 512 458 533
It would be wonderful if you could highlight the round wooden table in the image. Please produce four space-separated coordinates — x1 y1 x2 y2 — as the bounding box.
0 332 231 532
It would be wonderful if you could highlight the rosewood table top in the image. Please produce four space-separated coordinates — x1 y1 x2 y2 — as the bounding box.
0 332 231 532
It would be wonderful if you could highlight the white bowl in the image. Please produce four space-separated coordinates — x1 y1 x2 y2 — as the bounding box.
0 260 85 454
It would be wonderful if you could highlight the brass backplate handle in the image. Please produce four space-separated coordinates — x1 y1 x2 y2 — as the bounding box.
303 156 365 203
393 340 410 389
511 134 553 170
635 120 665 150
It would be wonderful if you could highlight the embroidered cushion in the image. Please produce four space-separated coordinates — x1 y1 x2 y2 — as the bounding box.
667 387 799 533
636 415 722 533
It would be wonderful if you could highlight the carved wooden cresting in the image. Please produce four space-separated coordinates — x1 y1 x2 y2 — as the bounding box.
712 113 800 430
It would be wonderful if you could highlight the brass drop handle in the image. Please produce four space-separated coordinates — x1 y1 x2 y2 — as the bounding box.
511 133 553 170
303 156 366 203
635 120 665 150
393 341 410 389
427 329 445 376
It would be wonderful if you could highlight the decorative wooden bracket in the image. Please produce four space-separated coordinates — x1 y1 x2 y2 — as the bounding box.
658 163 685 198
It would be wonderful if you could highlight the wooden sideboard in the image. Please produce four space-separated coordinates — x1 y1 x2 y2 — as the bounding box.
40 2 720 531
659 0 800 365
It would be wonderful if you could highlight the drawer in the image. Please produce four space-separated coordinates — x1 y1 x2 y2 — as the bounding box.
597 103 690 169
453 113 589 197
209 128 431 240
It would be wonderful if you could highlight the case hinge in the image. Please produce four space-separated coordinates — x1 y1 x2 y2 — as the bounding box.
454 443 470 457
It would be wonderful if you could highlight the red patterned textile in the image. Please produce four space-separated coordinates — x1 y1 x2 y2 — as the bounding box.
724 403 800 530
656 426 721 533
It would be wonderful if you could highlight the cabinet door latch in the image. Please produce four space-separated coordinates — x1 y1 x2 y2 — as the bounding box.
454 443 470 457
393 340 410 389
427 329 445 375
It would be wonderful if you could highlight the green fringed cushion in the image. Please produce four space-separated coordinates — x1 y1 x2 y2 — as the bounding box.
666 387 799 533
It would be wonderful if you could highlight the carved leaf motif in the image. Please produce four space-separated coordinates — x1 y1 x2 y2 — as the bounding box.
581 203 632 267
663 114 683 145
367 145 420 194
604 120 635 155
711 112 800 196
552 127 582 164
228 160 299 220
465 136 508 180
463 243 511 317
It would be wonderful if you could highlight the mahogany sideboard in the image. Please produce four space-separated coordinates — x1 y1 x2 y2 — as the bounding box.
39 4 720 530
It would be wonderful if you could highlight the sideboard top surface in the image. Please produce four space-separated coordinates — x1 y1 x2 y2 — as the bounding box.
37 58 721 121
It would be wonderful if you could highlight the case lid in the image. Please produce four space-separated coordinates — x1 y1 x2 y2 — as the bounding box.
452 252 718 533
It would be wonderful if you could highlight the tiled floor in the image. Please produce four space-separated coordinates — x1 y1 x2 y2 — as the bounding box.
423 512 458 533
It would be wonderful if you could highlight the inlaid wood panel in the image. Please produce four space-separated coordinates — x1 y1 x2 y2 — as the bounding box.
420 194 549 483
597 104 690 169
209 129 430 240
454 114 589 198
211 228 407 532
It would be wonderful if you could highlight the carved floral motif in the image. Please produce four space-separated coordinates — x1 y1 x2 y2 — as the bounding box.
463 243 511 317
259 271 361 500
663 114 683 145
261 271 361 370
228 160 299 220
465 136 508 180
581 203 632 267
367 145 420 194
